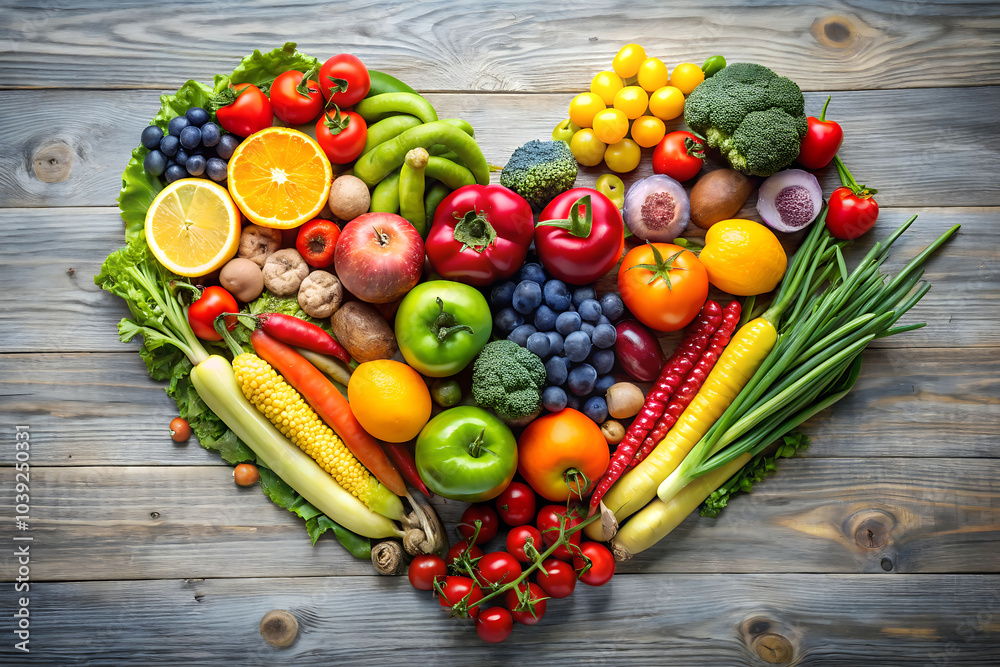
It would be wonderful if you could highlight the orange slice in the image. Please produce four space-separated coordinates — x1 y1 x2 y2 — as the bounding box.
144 178 241 277
226 126 332 229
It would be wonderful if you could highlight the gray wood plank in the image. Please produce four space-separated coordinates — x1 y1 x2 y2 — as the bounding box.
1 574 996 665
2 87 999 208
1 0 999 92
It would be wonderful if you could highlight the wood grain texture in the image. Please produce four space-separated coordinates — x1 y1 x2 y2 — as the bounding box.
1 0 999 92
1 574 997 665
2 86 1000 208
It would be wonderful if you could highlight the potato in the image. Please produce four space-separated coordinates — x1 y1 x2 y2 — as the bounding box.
330 301 397 363
690 169 757 229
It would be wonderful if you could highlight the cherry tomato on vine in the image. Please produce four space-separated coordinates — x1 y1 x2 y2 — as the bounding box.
318 53 370 107
495 481 536 526
270 69 323 125
506 525 543 564
315 107 367 164
476 607 513 643
408 554 447 591
437 575 484 618
188 286 238 341
505 582 548 625
446 541 484 569
536 505 582 561
573 541 615 586
458 504 500 545
618 242 709 332
536 558 577 599
215 83 273 138
652 131 705 181
474 551 522 588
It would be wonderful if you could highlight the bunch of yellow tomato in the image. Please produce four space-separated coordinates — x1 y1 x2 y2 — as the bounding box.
557 44 708 173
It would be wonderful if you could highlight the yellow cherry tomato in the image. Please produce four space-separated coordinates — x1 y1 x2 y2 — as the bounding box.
612 43 646 79
648 86 685 121
669 62 706 95
568 92 606 129
592 108 629 145
604 138 641 173
613 86 649 120
570 128 608 167
630 115 666 148
637 57 669 93
590 71 624 106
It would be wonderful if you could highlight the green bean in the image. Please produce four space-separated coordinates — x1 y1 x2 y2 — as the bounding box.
366 70 418 97
425 156 476 190
355 93 438 124
424 181 452 223
369 169 400 213
399 148 430 236
438 118 475 137
353 121 489 187
362 115 422 156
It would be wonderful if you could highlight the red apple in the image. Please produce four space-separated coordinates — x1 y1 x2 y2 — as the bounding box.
334 213 424 303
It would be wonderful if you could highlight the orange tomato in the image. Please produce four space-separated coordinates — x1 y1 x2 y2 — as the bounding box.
617 243 708 332
517 409 609 502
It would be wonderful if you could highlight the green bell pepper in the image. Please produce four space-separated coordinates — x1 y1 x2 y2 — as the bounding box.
394 280 492 377
414 406 517 502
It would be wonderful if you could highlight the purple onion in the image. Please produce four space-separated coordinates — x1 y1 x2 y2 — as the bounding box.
622 174 690 241
757 169 822 233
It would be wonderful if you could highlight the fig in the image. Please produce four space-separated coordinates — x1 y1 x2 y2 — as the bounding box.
757 169 822 233
622 174 690 241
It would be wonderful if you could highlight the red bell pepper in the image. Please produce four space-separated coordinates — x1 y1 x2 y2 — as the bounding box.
534 188 625 285
826 155 879 240
797 96 844 170
425 185 534 287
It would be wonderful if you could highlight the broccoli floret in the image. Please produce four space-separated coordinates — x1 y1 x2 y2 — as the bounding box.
684 63 807 177
471 340 546 420
500 139 578 211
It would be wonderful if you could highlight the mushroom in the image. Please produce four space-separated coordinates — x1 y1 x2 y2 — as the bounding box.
297 270 343 318
238 224 282 268
219 258 264 303
606 382 645 419
259 609 298 648
328 174 371 221
262 249 309 297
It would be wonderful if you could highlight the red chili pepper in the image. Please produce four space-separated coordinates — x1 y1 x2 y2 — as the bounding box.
424 184 535 287
796 96 844 170
826 155 879 240
382 441 432 497
252 312 352 366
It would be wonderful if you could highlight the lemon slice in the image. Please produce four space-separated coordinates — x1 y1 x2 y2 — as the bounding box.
144 178 241 277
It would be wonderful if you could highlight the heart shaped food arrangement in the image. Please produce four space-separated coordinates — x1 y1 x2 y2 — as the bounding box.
98 42 958 643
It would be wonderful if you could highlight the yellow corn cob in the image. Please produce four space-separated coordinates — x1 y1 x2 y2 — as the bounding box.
233 353 403 520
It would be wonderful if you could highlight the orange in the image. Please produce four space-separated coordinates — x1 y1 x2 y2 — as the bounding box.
348 360 432 443
699 219 788 296
226 126 332 229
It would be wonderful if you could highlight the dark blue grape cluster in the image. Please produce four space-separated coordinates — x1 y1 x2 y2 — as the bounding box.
491 262 624 424
140 107 241 185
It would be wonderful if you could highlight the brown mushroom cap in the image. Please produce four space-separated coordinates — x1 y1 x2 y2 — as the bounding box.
262 249 310 297
238 225 282 268
297 270 343 319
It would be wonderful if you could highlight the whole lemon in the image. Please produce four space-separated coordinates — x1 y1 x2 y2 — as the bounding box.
699 219 787 296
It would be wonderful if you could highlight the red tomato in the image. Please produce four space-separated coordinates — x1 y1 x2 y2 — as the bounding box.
407 554 446 591
437 575 484 618
506 525 543 564
536 505 582 561
475 607 513 643
517 409 609 502
295 218 341 268
573 541 615 586
188 286 238 341
315 108 367 165
618 242 708 332
536 558 577 599
495 481 537 526
475 551 522 588
651 131 705 181
445 541 484 569
215 83 273 138
319 54 371 107
535 188 625 285
505 582 547 625
269 69 323 125
458 504 500 545
826 186 879 239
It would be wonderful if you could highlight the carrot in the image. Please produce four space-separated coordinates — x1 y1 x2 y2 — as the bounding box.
383 441 432 497
250 330 407 496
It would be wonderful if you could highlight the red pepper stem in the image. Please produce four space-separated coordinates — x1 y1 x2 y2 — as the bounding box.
819 95 832 122
452 209 497 252
214 314 245 358
535 195 593 238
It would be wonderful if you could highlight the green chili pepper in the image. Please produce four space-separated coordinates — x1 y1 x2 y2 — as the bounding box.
365 70 418 97
369 168 401 213
355 92 438 124
701 55 727 78
354 121 490 187
399 147 430 235
425 156 476 189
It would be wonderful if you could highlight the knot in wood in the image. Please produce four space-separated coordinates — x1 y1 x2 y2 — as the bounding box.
811 15 859 49
845 508 896 550
752 633 794 664
32 142 74 183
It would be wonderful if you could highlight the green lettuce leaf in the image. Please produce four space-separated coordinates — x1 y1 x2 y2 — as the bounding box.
214 41 319 93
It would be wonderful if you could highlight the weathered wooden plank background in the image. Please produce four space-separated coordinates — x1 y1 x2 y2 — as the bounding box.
0 0 998 665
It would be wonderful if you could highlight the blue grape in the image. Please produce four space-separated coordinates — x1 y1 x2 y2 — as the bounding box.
143 150 167 177
216 134 240 160
567 364 598 396
164 164 187 183
508 324 537 347
599 292 625 322
572 286 596 306
526 332 551 359
174 147 189 167
159 134 179 157
518 262 546 284
542 279 572 311
580 322 595 337
167 115 190 137
545 356 569 386
185 107 210 126
512 280 542 314
589 348 615 375
200 122 221 147
493 307 523 334
179 125 202 149
582 396 609 423
206 157 228 182
555 311 582 336
566 394 582 411
595 374 617 394
545 331 564 356
533 305 558 331
141 125 164 150
578 298 602 323
491 281 516 309
185 153 207 177
564 330 592 363
592 323 617 349
542 386 568 412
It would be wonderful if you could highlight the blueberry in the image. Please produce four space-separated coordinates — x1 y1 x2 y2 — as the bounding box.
578 298 602 323
200 121 221 147
564 330 592 362
545 356 569 386
545 331 564 356
185 106 210 127
582 396 609 423
508 323 538 347
566 394 582 411
165 159 177 169
512 280 542 314
167 115 190 137
567 363 598 396
597 314 612 326
185 153 207 177
542 385 568 412
159 134 179 157
493 307 523 334
589 348 616 375
164 164 187 183
592 323 617 349
555 311 582 336
174 147 189 167
142 149 167 177
533 305 558 332
542 279 572 311
179 125 202 150
518 262 546 284
599 293 625 322
216 134 240 160
572 286 596 307
526 332 551 359
491 281 516 309
580 322 595 337
206 157 228 182
140 125 164 150
595 374 617 394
